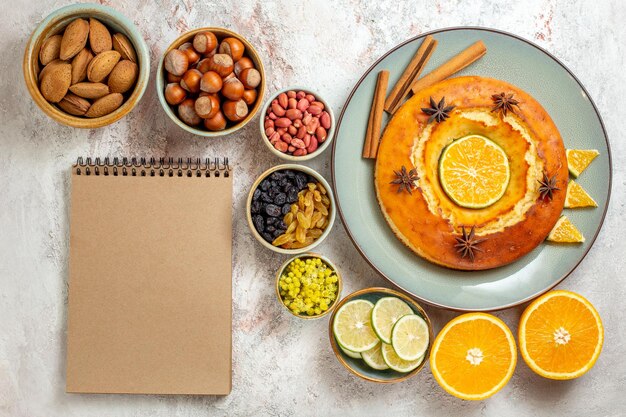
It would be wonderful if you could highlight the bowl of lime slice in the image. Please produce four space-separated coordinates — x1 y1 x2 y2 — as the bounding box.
328 287 433 383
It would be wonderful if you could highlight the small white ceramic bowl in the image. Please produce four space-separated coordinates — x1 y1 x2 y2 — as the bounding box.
246 164 336 254
259 86 335 161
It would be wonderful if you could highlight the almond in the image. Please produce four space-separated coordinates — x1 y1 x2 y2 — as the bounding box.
112 33 137 63
107 60 138 93
39 59 66 81
39 35 62 66
57 93 90 116
85 93 123 118
88 18 112 54
87 50 121 82
40 62 71 103
69 82 110 99
60 18 89 60
70 48 94 85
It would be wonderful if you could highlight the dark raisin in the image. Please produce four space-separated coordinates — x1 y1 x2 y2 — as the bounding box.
295 173 307 189
272 229 283 238
253 215 264 233
261 192 273 203
261 232 273 242
285 170 295 178
260 179 270 191
266 217 277 225
268 187 280 198
274 193 287 205
287 188 299 203
266 225 276 233
252 188 261 201
282 204 292 215
250 200 261 214
284 182 293 192
265 204 281 217
278 220 287 229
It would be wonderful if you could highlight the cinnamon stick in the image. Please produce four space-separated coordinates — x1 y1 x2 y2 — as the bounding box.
363 70 389 159
385 35 438 114
410 40 487 94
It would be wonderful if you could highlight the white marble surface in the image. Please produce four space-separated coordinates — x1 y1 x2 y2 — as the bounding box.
1 0 625 415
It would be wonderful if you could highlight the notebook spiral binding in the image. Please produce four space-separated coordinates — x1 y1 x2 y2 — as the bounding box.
74 157 231 178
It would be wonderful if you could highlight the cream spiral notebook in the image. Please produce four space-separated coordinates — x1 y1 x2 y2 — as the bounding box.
66 157 232 395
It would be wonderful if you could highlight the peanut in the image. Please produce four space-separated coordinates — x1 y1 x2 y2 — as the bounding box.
263 89 331 157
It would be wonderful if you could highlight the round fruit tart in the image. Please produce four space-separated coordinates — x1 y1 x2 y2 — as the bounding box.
375 76 568 270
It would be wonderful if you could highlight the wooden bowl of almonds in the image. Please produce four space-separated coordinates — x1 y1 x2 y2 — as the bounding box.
23 3 149 128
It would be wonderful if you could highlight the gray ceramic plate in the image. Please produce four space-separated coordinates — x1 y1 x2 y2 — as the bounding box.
331 27 611 311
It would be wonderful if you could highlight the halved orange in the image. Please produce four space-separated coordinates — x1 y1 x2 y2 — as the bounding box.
519 290 603 380
438 135 510 209
430 313 517 400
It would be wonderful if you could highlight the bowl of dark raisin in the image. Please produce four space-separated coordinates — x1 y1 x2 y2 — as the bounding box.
246 164 335 254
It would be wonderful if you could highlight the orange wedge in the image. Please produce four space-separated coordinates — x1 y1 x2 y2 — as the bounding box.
519 290 603 380
547 216 585 243
565 181 597 208
430 313 517 400
566 149 599 178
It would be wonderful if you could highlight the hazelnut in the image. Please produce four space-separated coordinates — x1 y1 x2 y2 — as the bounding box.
180 69 202 93
221 77 244 101
222 72 236 81
223 99 248 122
164 83 187 105
239 68 261 89
193 31 217 54
218 37 245 62
167 72 182 83
164 49 189 76
179 42 200 64
194 95 214 118
234 57 254 77
207 54 234 78
200 71 222 93
207 93 221 118
196 58 211 74
242 89 257 106
178 98 201 126
203 110 227 131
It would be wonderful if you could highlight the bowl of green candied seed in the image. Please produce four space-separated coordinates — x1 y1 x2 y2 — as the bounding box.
275 253 342 319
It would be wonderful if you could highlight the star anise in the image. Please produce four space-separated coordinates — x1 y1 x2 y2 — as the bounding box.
421 96 455 123
454 226 487 262
538 172 559 201
491 92 519 117
390 166 419 194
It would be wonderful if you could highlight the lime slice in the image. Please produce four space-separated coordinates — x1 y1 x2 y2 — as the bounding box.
371 297 414 344
381 343 425 373
339 344 362 359
391 315 429 361
333 299 379 352
439 134 510 209
361 342 389 370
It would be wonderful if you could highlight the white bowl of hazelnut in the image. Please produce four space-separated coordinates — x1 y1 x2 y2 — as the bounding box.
156 27 265 137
